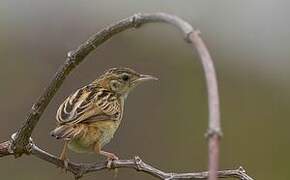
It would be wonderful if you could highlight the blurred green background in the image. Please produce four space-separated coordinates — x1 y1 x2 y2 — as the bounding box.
1 0 290 179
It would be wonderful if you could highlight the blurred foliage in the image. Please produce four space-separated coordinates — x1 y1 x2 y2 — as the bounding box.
1 1 290 179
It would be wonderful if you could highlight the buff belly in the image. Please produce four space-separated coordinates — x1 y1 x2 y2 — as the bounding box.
68 121 119 153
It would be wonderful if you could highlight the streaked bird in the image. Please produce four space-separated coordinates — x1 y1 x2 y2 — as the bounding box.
50 67 157 164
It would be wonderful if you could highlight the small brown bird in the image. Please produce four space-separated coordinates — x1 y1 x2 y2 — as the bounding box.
50 67 157 163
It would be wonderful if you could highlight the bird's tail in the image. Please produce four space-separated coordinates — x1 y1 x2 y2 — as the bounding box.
50 124 83 140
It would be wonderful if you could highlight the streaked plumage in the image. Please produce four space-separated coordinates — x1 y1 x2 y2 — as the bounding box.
50 67 157 161
56 85 121 127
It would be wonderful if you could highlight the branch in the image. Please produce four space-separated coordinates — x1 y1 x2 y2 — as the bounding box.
0 140 253 180
2 12 232 180
190 31 222 180
0 140 12 157
12 12 194 156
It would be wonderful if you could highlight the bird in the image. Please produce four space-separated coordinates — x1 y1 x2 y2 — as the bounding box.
50 67 157 165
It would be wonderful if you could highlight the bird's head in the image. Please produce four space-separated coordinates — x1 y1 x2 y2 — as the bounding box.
95 67 157 97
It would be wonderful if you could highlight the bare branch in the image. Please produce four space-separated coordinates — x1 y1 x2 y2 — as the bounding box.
0 140 12 157
189 31 222 180
12 12 194 156
0 12 241 180
0 140 253 180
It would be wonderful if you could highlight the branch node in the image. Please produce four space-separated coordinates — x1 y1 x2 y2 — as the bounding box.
25 138 34 154
205 128 223 139
106 159 114 169
67 50 77 65
185 29 201 44
134 156 143 171
7 142 14 155
131 13 143 28
11 133 23 158
9 132 34 157
31 103 40 114
184 32 193 43
10 132 17 142
67 50 74 59
8 133 17 154
165 173 174 180
238 166 246 173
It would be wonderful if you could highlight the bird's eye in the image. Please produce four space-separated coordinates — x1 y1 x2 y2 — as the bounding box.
121 74 130 81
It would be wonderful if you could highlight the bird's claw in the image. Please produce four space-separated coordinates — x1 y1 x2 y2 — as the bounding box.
106 156 118 169
107 159 113 168
57 158 69 174
63 159 69 172
106 157 119 178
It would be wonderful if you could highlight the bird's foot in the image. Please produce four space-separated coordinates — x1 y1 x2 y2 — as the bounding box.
58 157 69 173
58 141 69 173
104 153 119 178
100 150 119 168
106 153 119 161
100 150 119 160
63 159 69 172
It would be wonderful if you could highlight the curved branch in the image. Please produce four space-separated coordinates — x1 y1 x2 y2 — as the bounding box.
0 140 253 180
8 12 222 179
190 31 222 180
12 12 194 155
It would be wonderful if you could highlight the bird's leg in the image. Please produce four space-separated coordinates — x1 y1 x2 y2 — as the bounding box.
100 150 119 177
59 140 69 171
95 144 119 177
94 143 119 169
99 150 119 160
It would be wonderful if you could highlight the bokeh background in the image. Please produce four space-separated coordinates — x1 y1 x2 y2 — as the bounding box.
1 1 289 179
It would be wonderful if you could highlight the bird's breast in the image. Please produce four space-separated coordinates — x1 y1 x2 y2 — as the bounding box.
94 120 120 147
68 120 120 153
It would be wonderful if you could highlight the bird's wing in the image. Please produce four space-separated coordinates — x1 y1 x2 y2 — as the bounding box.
56 85 121 125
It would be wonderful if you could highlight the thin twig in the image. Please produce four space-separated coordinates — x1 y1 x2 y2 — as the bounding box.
0 140 253 180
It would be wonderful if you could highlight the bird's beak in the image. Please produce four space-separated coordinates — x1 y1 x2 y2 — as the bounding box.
134 74 158 83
